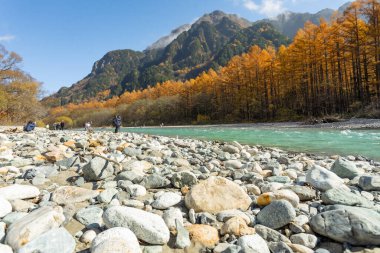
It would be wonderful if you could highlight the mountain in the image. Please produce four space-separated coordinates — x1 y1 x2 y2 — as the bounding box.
45 4 350 106
262 2 351 38
44 11 288 106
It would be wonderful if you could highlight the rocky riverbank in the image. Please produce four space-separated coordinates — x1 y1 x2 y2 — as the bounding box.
0 127 379 253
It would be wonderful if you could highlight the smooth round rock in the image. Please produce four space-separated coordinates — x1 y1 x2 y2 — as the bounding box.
152 192 181 209
186 224 219 248
91 227 141 253
305 165 345 191
257 200 296 229
103 206 170 244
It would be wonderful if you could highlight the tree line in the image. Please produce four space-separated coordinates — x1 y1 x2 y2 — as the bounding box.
44 0 379 127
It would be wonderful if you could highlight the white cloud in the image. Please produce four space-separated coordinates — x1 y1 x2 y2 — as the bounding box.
236 0 286 17
0 34 15 42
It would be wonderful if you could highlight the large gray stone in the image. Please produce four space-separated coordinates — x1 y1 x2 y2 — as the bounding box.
305 165 345 191
171 171 198 188
321 188 373 208
310 206 380 245
268 242 294 253
141 174 170 189
257 200 296 229
359 175 380 191
82 157 114 181
5 206 65 250
75 206 103 228
331 157 363 179
91 227 141 253
18 227 75 253
103 206 170 244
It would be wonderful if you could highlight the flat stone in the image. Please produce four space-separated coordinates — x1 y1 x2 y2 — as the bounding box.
18 227 75 253
97 188 118 204
5 206 65 250
257 200 296 229
103 206 170 244
0 184 40 200
321 188 373 208
91 227 141 253
52 186 99 205
185 176 252 213
152 192 181 209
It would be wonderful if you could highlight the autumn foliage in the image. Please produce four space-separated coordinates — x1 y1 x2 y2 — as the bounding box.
46 0 380 126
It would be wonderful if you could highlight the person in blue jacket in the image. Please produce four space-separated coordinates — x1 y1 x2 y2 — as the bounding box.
112 115 122 133
23 121 36 132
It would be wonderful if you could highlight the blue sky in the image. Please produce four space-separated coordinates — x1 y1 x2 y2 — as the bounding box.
0 0 349 94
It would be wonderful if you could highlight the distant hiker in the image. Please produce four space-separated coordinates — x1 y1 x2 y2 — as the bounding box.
113 115 122 133
60 121 65 130
85 122 92 131
160 123 164 127
23 121 36 132
45 124 49 129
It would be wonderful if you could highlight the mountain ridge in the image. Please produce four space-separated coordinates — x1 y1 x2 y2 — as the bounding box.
44 4 350 106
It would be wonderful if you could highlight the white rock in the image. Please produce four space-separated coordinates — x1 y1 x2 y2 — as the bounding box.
0 244 13 253
126 184 146 197
0 184 40 200
152 192 181 209
0 196 12 218
305 165 346 191
91 227 142 253
0 222 6 242
237 234 270 253
80 230 97 244
103 206 170 244
163 207 183 230
5 206 65 250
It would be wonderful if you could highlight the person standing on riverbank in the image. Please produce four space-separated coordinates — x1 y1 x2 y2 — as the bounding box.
112 115 122 133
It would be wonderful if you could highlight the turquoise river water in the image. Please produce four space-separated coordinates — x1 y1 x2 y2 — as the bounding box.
117 126 380 161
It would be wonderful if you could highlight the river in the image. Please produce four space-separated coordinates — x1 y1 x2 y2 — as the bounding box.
117 126 380 160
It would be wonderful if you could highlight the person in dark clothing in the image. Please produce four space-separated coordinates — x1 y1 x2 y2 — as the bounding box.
60 121 65 130
112 115 122 133
23 121 36 132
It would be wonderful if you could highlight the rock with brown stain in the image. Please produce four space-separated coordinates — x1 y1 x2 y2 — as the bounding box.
220 217 255 237
52 186 99 205
185 176 252 213
186 224 219 248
